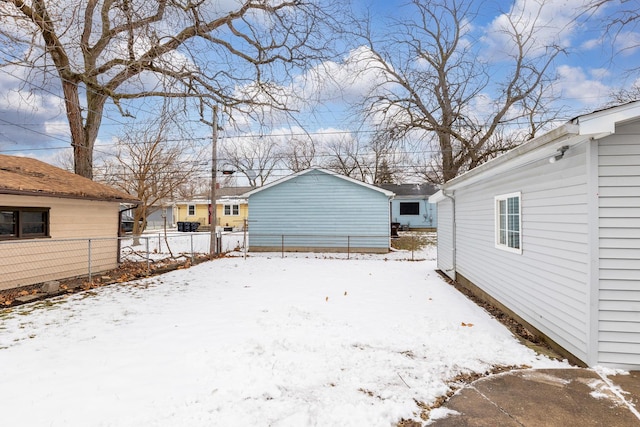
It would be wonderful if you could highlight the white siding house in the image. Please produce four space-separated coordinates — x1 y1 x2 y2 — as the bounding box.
246 168 395 253
430 101 640 370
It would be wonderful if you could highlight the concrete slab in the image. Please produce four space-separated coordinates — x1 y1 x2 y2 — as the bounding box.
14 293 44 303
430 369 640 427
609 371 640 411
429 387 522 427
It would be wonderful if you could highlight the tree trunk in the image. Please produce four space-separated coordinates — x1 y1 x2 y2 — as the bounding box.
61 80 94 179
439 132 456 183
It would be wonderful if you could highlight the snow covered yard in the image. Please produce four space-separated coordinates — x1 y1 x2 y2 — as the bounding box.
0 246 567 426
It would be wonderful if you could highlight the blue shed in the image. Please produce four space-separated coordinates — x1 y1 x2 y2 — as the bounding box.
246 168 395 253
378 183 438 230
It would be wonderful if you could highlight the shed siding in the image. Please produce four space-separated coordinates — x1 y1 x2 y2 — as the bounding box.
598 132 640 368
0 195 120 290
248 170 390 252
391 198 437 229
453 143 591 362
436 198 455 279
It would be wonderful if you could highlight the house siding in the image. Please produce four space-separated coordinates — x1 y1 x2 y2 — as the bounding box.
391 198 437 229
598 131 640 368
175 202 210 226
217 203 248 229
0 195 120 291
452 143 591 363
174 202 248 229
248 170 390 252
436 198 454 279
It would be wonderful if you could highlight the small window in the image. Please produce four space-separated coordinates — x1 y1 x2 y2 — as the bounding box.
224 204 240 216
188 204 196 216
495 193 521 253
0 207 50 240
400 202 420 215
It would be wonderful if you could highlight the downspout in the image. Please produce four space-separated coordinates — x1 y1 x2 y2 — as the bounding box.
442 190 456 278
118 204 139 264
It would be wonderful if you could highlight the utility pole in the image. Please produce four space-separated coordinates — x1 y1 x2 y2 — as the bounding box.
209 105 219 255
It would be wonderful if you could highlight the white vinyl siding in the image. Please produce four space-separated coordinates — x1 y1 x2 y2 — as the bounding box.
436 197 455 280
454 143 590 362
597 132 640 369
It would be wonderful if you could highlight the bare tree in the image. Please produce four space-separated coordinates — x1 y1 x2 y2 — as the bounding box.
220 135 280 187
175 178 210 201
351 0 563 183
322 132 408 184
0 0 340 179
608 83 640 105
282 136 317 172
323 134 370 181
98 108 205 237
584 1 640 65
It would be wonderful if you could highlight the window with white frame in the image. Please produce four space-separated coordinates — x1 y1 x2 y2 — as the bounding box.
495 192 521 253
224 204 239 216
187 204 196 216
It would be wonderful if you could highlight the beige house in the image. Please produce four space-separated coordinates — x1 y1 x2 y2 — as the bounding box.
0 155 138 293
173 186 251 231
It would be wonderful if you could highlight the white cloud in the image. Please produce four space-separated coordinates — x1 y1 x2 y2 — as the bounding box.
555 64 611 106
615 30 640 56
483 0 591 61
590 68 610 79
581 37 602 50
44 120 70 137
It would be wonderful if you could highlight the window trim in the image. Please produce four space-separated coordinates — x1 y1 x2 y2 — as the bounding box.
0 207 50 240
494 192 522 254
187 204 196 216
224 204 240 216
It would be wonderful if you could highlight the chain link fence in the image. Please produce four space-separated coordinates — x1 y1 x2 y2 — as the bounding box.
1 231 434 300
0 232 245 295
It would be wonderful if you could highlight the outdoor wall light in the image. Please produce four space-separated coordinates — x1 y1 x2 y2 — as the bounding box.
549 145 569 163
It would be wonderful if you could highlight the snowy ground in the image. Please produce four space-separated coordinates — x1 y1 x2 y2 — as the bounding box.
0 241 568 426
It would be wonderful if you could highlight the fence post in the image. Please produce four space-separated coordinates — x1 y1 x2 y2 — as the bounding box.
145 237 150 271
281 235 284 259
88 238 92 282
190 234 195 263
347 235 350 260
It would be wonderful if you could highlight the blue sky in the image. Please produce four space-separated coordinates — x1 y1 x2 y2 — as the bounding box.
0 0 638 169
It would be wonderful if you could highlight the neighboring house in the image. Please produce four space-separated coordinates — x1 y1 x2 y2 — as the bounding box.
378 183 438 230
0 155 138 294
173 186 251 231
145 204 175 230
246 168 395 253
429 101 640 370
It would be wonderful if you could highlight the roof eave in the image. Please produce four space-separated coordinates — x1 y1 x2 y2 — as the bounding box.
442 123 580 190
0 188 140 204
